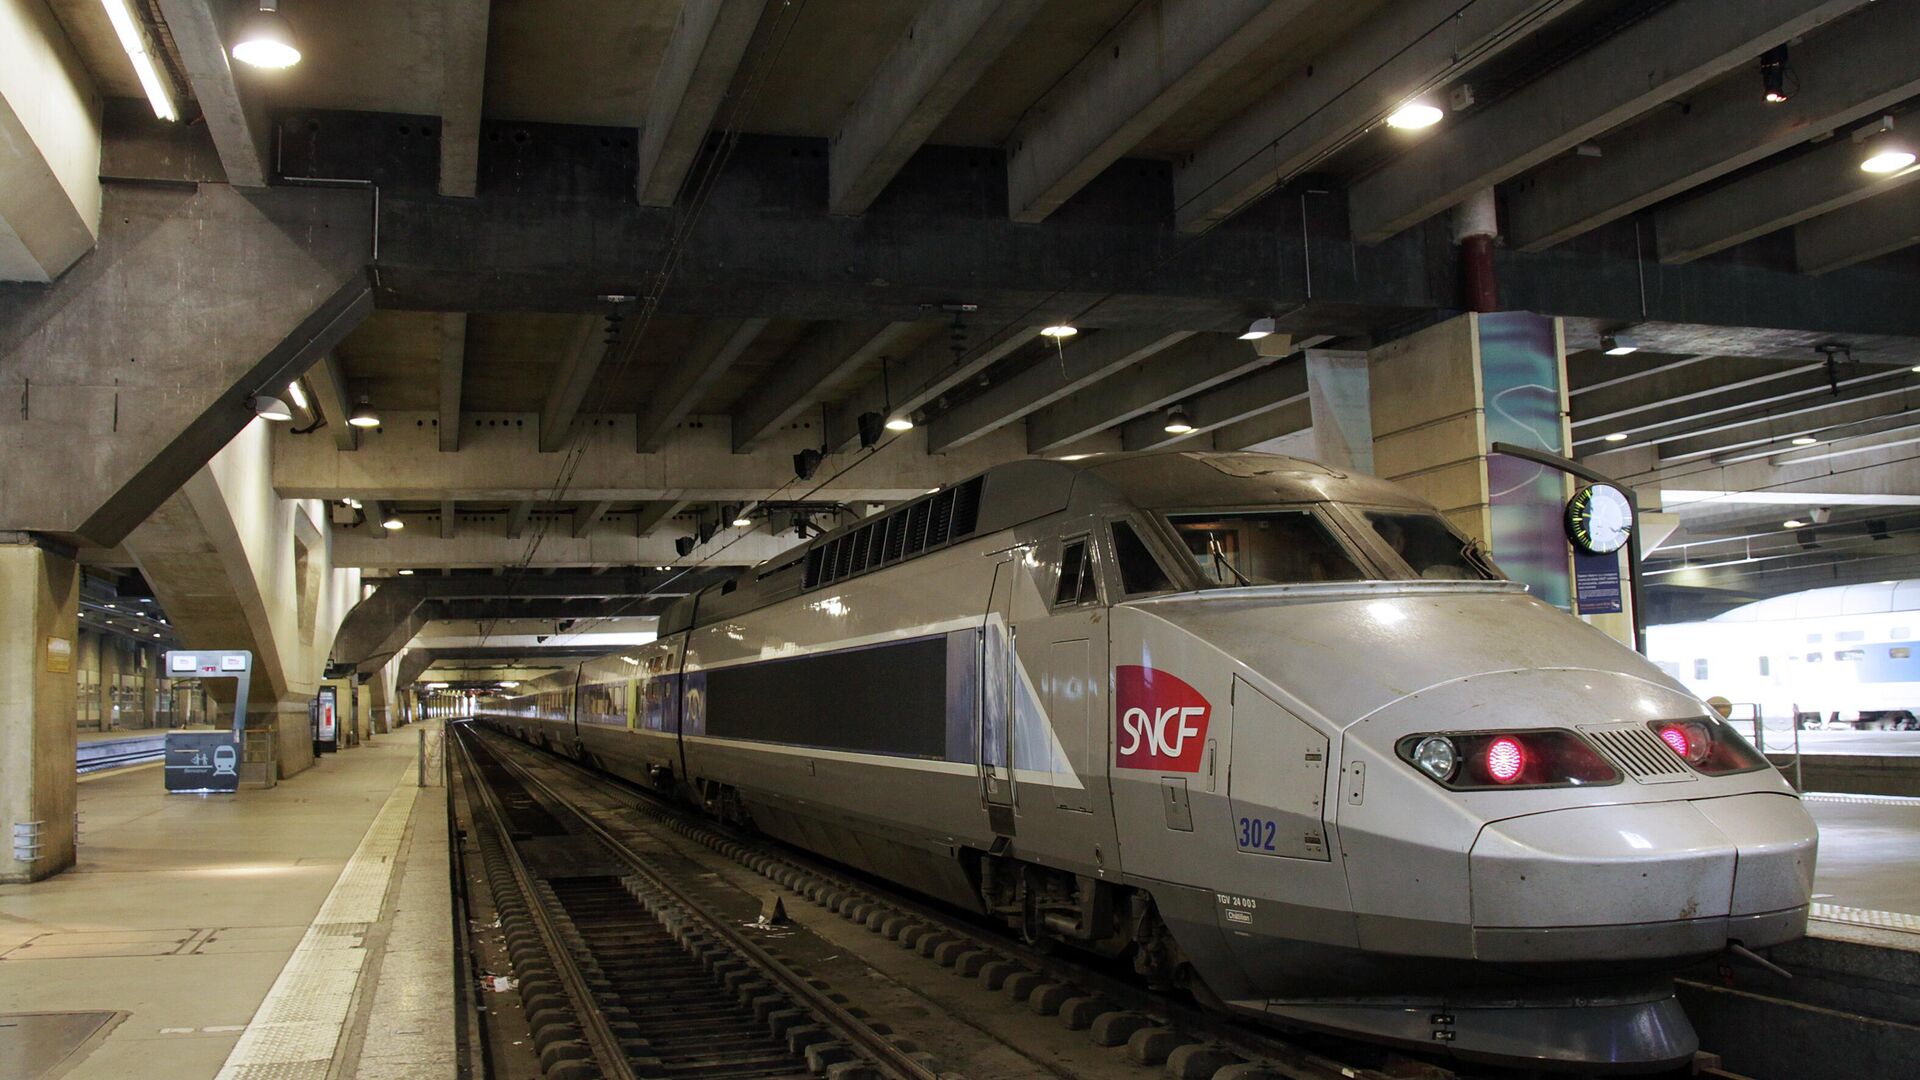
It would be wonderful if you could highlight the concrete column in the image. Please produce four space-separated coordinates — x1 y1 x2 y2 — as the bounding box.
1369 312 1577 612
0 536 79 882
256 697 313 779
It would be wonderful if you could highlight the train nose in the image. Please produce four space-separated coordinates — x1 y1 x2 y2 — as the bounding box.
1467 793 1815 962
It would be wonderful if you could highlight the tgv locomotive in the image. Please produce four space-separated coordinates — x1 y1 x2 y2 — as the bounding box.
478 452 1817 1071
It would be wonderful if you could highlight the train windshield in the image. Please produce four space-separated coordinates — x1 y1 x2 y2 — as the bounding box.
1362 510 1500 581
1168 510 1365 586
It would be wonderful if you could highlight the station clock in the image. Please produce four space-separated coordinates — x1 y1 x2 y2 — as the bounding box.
1565 483 1633 555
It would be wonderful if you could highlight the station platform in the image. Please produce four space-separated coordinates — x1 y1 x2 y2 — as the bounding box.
1805 792 1920 928
1766 730 1920 796
0 723 455 1080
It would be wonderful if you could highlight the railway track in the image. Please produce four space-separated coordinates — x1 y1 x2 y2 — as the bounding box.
455 723 1736 1080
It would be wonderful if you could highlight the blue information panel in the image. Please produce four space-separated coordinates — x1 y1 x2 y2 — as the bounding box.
1574 549 1624 615
165 731 242 793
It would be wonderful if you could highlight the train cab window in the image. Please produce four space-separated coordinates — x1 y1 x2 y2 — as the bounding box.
1055 539 1099 607
1362 510 1498 580
1170 510 1364 586
1110 520 1173 596
1694 659 1709 679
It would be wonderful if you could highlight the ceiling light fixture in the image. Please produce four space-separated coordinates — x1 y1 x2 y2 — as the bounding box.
396 568 415 575
883 416 914 432
1791 436 1818 446
1857 116 1917 174
1782 519 1807 529
382 515 404 530
286 380 309 411
1601 334 1639 356
1039 325 1078 338
1385 100 1444 130
1163 407 1194 435
732 511 753 528
232 0 303 69
1759 44 1794 104
101 0 177 121
1239 317 1278 341
253 394 293 421
347 397 380 428
1603 432 1628 443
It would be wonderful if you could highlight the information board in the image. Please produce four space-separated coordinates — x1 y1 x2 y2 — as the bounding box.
1574 549 1624 615
164 731 242 793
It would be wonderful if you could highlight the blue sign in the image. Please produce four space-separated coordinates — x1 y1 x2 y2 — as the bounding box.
1574 549 1623 615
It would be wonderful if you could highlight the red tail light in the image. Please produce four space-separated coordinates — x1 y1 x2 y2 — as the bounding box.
1647 718 1768 775
1486 736 1526 783
1657 725 1691 758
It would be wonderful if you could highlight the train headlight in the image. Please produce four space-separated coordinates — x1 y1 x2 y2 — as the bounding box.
1395 730 1619 790
1412 736 1458 781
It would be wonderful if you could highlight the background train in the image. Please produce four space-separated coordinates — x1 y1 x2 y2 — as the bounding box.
1648 581 1920 730
475 451 1816 1073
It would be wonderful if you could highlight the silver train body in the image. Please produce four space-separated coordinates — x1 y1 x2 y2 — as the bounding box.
476 452 1816 1072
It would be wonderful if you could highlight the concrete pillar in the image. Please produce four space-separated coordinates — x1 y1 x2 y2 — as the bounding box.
1370 311 1577 612
260 698 313 779
0 536 78 882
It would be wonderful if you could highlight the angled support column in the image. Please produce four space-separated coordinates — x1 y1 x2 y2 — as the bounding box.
637 0 769 206
156 0 270 188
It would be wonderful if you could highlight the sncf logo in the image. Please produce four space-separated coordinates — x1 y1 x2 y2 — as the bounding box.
1114 665 1211 772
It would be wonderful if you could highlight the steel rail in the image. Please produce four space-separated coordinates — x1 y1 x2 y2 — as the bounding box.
470 728 939 1080
451 728 639 1080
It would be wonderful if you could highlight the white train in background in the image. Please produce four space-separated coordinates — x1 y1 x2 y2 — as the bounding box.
1648 581 1920 730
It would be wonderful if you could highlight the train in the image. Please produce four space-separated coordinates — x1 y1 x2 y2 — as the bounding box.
473 451 1817 1072
1649 580 1920 730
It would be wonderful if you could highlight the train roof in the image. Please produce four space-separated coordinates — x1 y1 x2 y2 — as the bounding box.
1711 580 1920 622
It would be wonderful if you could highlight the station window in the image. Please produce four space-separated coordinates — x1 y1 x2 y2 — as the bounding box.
1054 539 1098 607
1894 648 1912 660
1693 659 1709 680
1836 649 1866 662
1759 657 1771 677
1109 520 1173 596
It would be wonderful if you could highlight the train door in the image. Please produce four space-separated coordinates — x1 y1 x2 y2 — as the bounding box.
1226 677 1330 861
980 556 1019 835
1033 534 1106 814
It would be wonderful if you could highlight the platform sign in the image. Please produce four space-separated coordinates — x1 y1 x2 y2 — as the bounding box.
162 649 252 795
1573 549 1623 615
165 731 242 793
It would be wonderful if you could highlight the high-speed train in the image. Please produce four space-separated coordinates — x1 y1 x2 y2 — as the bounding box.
1650 581 1920 730
477 451 1816 1072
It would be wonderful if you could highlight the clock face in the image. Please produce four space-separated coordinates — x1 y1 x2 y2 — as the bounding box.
1567 484 1633 554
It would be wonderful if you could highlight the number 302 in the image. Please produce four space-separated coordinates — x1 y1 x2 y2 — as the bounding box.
1236 816 1277 852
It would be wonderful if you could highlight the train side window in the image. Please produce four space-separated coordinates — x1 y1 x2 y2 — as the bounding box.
1759 657 1770 676
1807 633 1823 643
1110 520 1173 596
1055 539 1097 607
1807 652 1824 663
1837 630 1865 642
1693 659 1709 679
1893 647 1912 659
1836 649 1865 661
1895 627 1912 640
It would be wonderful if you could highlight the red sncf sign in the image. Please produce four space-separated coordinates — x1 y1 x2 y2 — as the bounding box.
1114 665 1211 772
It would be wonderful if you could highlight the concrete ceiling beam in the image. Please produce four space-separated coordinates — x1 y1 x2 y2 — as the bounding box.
438 313 466 451
305 351 360 451
439 498 456 540
637 0 769 207
1118 353 1311 452
431 597 670 621
830 0 1043 215
633 498 689 538
1797 181 1920 274
1349 0 1868 243
438 0 491 197
273 409 1029 503
0 0 102 282
1509 0 1920 252
1580 363 1908 448
505 500 533 539
1005 0 1320 223
155 0 269 188
1571 357 1821 429
1174 0 1575 236
1658 132 1920 264
823 324 1041 451
538 314 611 453
573 500 613 538
1210 396 1316 451
927 330 1194 452
1569 354 1716 396
1026 334 1271 453
365 499 390 540
636 319 766 452
730 321 921 452
1654 380 1920 462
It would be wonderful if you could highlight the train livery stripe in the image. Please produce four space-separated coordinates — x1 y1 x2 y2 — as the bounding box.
688 631 978 762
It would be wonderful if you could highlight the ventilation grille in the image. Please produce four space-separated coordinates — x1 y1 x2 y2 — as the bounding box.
799 475 990 591
1582 725 1695 784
